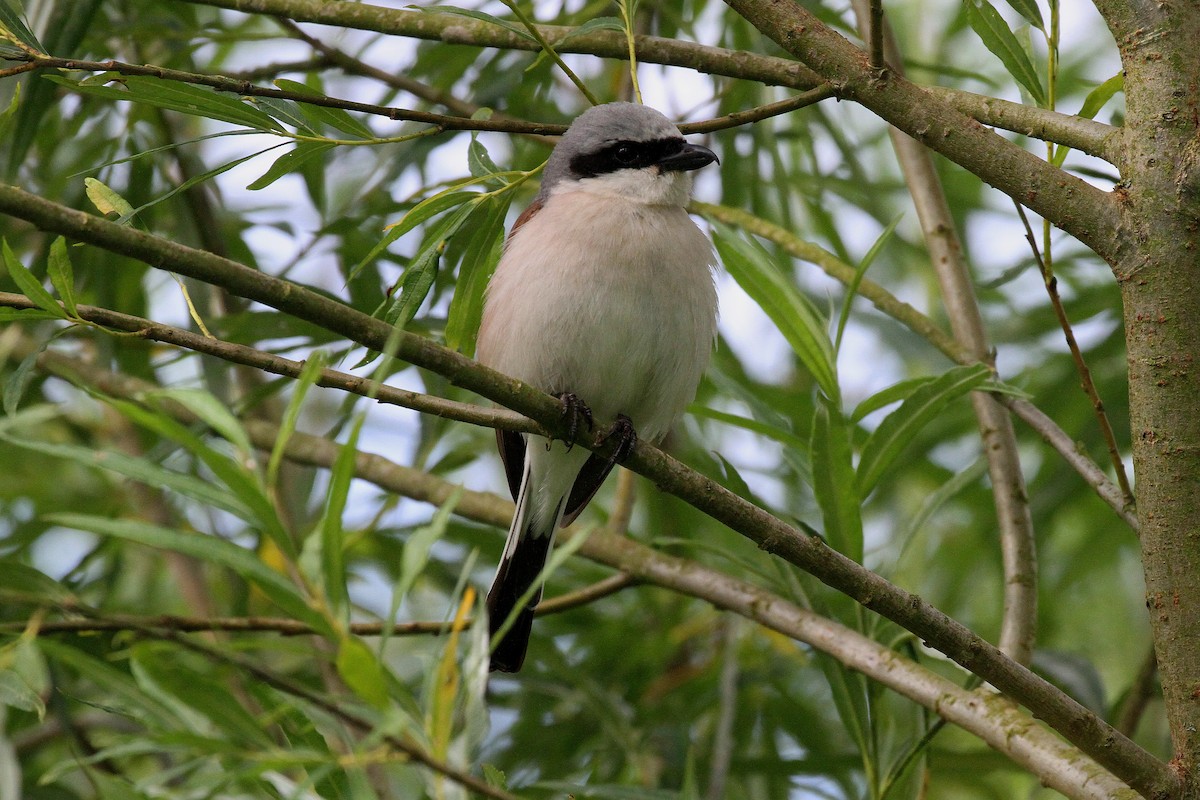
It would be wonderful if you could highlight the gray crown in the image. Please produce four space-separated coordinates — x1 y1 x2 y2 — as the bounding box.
538 102 682 199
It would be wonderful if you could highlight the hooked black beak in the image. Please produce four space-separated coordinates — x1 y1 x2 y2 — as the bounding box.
656 142 719 172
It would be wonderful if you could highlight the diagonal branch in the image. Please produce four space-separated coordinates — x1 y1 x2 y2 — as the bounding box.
723 0 1128 265
0 183 1172 798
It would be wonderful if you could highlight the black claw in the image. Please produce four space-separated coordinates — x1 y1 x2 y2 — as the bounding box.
596 414 637 468
556 392 594 450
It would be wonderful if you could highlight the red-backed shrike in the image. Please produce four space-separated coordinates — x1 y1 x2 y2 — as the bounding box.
476 102 719 672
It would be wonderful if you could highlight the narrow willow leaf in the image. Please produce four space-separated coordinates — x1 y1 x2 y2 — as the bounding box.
44 75 283 131
0 434 254 520
336 636 389 709
445 194 510 355
0 561 72 603
713 227 838 401
964 0 1046 107
267 351 327 490
2 239 67 319
810 399 863 562
247 142 334 191
131 643 272 746
144 388 254 456
467 132 505 185
320 411 366 622
382 199 479 329
351 190 479 281
1001 0 1044 32
856 364 992 495
835 213 902 354
850 376 937 423
47 513 330 635
46 237 77 317
0 0 44 52
4 337 47 414
106 396 294 560
394 489 462 608
83 177 135 219
275 79 374 138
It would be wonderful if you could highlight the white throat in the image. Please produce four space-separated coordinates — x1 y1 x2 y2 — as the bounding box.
552 168 694 207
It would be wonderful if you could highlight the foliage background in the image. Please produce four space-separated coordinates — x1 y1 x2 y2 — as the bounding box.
0 0 1161 799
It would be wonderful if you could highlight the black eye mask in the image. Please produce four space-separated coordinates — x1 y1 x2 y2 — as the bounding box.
569 137 686 178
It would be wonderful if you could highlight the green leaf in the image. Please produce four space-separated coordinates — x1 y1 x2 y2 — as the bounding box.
0 433 254 520
131 642 272 746
319 411 365 622
0 0 44 52
835 213 902 354
964 0 1046 107
336 635 389 709
351 190 479 281
0 560 72 603
1001 0 1044 32
47 513 331 635
467 132 505 184
275 79 375 139
3 335 47 414
46 237 78 317
43 74 284 131
856 364 993 495
445 194 509 355
380 198 479 329
247 141 334 191
850 376 938 423
394 489 462 609
267 351 327 490
144 388 254 456
2 238 67 319
83 177 135 219
810 398 863 562
713 227 838 401
104 396 294 561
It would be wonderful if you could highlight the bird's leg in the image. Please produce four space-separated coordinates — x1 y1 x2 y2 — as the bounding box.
554 391 594 451
596 414 638 468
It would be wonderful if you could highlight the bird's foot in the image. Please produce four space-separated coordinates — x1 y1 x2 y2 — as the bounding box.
554 392 594 451
596 414 637 468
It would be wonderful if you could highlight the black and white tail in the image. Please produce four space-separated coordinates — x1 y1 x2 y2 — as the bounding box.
486 458 560 673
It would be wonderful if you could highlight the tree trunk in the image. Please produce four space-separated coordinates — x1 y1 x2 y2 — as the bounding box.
1108 2 1200 791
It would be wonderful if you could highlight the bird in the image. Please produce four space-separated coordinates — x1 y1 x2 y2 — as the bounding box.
475 102 720 673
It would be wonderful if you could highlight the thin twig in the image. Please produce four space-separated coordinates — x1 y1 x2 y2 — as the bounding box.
867 0 885 71
1012 201 1136 510
0 291 537 435
2 53 829 138
2 575 639 637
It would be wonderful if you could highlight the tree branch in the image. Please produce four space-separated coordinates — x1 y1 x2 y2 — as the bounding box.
722 0 1128 265
167 0 1118 158
0 184 1172 797
22 349 1141 800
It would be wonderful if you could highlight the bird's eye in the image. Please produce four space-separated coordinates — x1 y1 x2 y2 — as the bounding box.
613 144 638 165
